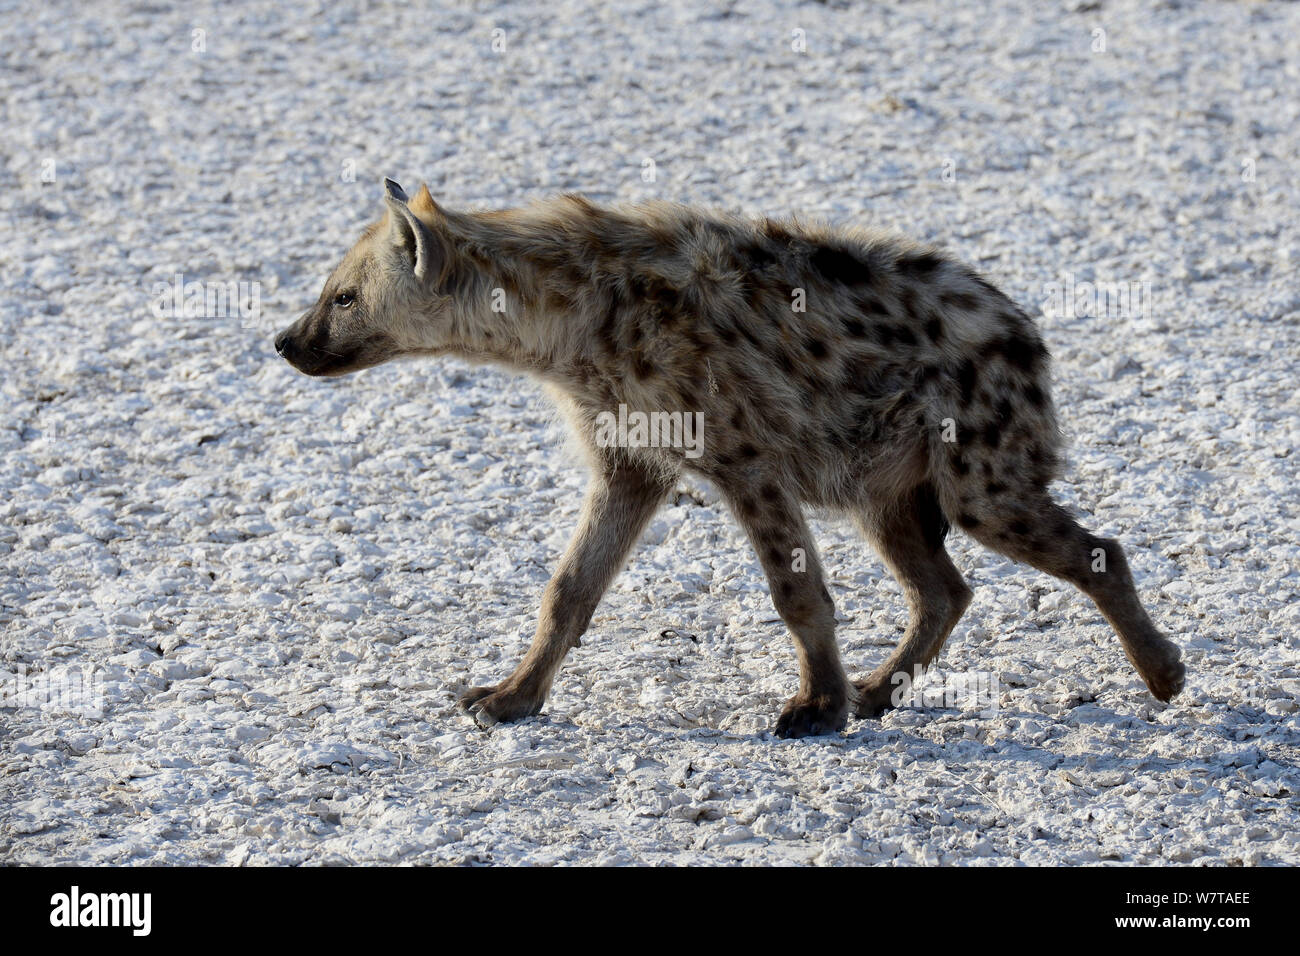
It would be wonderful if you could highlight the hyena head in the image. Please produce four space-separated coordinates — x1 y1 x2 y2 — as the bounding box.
275 178 451 376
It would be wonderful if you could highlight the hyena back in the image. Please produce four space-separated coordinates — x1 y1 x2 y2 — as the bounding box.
275 179 1184 738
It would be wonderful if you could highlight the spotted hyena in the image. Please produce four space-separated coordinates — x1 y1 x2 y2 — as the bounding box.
275 178 1185 738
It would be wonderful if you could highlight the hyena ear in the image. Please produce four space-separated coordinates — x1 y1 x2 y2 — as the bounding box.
382 178 439 283
383 177 409 204
410 183 439 217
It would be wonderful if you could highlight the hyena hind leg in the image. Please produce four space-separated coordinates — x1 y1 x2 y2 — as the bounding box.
955 490 1185 702
853 483 974 718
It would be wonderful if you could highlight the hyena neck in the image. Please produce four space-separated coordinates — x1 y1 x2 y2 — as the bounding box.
429 200 616 385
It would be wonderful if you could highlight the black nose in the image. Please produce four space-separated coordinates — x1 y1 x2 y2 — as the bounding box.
274 330 289 355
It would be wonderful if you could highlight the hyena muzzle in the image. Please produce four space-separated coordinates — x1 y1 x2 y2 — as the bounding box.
275 178 1185 738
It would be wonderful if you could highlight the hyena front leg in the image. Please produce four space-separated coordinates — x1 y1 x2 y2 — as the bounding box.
852 483 974 717
728 485 851 738
459 453 676 727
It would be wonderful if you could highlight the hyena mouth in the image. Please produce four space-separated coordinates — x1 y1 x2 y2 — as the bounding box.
275 331 393 377
295 352 357 377
274 330 341 376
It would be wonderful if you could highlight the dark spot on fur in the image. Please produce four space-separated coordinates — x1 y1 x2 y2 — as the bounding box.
1009 519 1031 536
596 301 619 354
981 422 1002 449
986 481 1007 495
824 424 853 450
982 334 1048 373
740 242 778 270
635 277 688 331
957 512 981 529
811 245 871 286
682 328 710 351
842 317 866 337
924 315 944 342
1006 336 1048 371
940 291 980 312
770 347 794 375
1022 382 1045 407
855 294 891 319
561 262 589 289
545 288 575 312
761 483 781 502
899 288 918 319
767 546 785 566
896 251 944 277
739 443 758 459
804 337 828 359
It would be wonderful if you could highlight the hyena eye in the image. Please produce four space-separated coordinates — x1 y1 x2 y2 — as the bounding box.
333 292 355 308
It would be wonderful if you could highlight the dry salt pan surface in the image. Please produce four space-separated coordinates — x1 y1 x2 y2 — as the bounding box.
2 0 1298 867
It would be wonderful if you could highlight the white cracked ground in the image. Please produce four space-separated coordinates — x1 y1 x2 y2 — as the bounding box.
2 0 1298 866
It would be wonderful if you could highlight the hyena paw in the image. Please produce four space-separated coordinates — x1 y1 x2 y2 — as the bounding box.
774 692 849 739
458 683 544 728
853 676 898 719
1142 647 1186 703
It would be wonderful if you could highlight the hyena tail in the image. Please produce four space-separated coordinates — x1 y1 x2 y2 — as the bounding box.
922 339 1184 702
